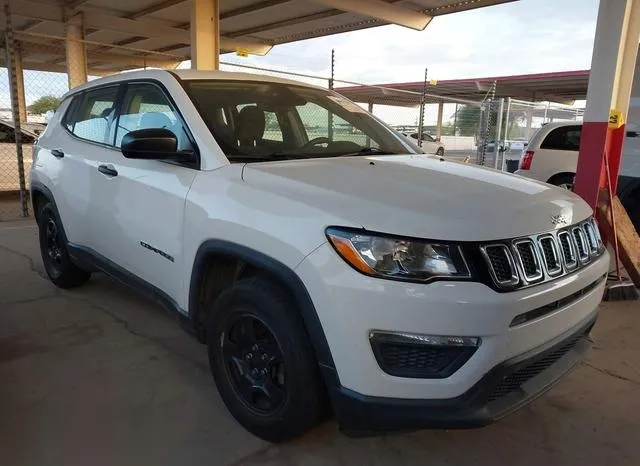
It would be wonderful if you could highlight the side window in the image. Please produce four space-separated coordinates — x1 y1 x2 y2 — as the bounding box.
68 86 119 145
63 96 79 132
540 126 582 151
115 83 192 151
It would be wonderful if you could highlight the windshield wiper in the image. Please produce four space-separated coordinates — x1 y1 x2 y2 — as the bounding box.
337 147 396 157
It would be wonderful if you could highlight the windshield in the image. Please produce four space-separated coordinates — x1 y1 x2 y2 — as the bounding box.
185 80 417 162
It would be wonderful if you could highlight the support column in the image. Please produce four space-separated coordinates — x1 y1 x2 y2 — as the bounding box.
575 0 640 208
191 0 220 70
525 108 533 140
14 46 26 123
436 102 444 141
65 14 87 89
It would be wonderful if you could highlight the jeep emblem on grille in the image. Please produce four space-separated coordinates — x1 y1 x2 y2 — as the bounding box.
549 214 570 226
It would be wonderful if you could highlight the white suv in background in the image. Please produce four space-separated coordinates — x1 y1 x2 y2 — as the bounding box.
515 121 640 231
31 70 609 443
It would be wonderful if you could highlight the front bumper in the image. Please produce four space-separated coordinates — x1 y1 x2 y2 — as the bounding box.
328 314 595 434
297 243 608 400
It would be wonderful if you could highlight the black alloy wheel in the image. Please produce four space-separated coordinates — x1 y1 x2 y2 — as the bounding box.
44 216 64 275
37 201 90 288
222 314 286 415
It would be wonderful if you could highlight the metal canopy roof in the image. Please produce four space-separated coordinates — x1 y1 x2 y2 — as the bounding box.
1 0 517 74
336 70 591 106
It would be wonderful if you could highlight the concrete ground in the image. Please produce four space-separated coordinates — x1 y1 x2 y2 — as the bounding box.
1 219 639 466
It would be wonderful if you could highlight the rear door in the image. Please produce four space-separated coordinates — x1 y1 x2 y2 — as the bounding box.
91 81 198 304
40 85 120 248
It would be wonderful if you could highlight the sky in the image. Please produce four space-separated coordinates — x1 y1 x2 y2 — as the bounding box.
4 0 600 126
219 0 601 126
223 0 600 85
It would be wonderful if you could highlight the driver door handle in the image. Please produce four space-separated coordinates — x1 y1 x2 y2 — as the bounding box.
98 164 118 177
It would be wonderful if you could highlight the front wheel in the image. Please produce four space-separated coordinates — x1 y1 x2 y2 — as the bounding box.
207 276 326 442
38 202 90 288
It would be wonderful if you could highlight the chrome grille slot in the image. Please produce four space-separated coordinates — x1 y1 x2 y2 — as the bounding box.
538 235 562 276
583 222 598 253
481 245 519 288
572 227 589 262
513 239 543 282
557 231 577 269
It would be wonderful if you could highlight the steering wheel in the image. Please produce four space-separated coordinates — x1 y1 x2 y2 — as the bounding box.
301 136 332 150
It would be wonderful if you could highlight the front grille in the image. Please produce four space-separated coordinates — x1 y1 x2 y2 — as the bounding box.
539 236 562 276
479 218 604 290
371 340 476 379
488 333 583 401
583 221 599 254
514 240 542 281
572 228 589 262
482 245 518 287
558 231 577 269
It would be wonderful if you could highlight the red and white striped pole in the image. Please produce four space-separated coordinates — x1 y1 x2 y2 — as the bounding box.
574 0 640 210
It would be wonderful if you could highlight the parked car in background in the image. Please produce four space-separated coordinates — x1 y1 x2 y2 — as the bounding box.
0 119 42 192
400 131 445 155
506 139 528 154
32 70 608 443
515 121 639 231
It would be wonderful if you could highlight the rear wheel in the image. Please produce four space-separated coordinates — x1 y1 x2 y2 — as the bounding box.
550 174 575 191
207 276 326 442
436 147 445 156
38 202 90 288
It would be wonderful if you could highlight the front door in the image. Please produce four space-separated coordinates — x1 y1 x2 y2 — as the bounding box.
91 82 198 306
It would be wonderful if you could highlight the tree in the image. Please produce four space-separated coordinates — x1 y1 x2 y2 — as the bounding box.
28 95 61 115
452 104 526 139
452 105 481 136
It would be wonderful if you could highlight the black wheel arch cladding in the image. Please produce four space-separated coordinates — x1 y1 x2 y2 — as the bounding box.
189 240 337 373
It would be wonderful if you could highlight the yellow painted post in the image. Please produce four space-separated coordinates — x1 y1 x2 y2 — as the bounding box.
65 14 88 89
190 0 220 70
436 102 444 141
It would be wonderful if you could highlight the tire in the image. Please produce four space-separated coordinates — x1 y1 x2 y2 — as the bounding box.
436 147 445 156
550 174 575 191
38 201 91 288
207 276 326 442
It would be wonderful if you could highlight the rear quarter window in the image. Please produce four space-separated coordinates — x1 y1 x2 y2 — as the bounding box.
63 85 119 145
540 125 581 151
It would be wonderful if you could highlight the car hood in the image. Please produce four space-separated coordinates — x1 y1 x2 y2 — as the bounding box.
241 155 593 241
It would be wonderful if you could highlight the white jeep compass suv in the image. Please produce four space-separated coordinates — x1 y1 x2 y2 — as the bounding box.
31 70 609 442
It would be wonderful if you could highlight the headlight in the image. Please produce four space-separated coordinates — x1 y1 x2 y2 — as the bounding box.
326 227 471 282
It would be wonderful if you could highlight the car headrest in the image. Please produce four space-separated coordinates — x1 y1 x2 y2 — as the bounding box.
236 106 265 146
140 112 173 130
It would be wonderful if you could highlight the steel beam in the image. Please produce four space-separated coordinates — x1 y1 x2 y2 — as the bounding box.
311 0 432 30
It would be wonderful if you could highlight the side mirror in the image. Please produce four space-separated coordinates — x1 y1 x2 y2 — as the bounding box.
121 128 181 160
